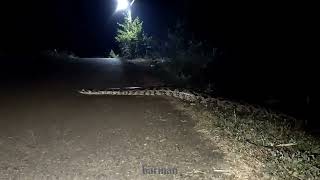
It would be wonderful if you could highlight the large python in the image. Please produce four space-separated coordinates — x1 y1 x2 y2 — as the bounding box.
79 87 215 104
78 87 295 122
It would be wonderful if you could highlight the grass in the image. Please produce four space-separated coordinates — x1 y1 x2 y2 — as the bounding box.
173 96 320 179
124 58 319 178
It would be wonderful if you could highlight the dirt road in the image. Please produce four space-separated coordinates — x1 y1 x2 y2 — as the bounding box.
0 58 229 179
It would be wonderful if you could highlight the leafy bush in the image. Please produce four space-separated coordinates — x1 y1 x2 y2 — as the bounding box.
115 14 152 59
43 49 77 59
108 49 119 58
148 21 215 88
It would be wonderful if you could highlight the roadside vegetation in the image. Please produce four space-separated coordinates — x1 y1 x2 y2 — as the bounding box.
112 13 319 179
172 95 319 179
43 49 78 59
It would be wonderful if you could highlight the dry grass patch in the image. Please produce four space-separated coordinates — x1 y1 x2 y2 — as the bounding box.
171 97 320 179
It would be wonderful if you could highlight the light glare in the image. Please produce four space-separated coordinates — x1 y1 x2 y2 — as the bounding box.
116 0 130 11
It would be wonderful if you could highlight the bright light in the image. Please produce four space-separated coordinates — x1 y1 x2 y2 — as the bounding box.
116 0 130 11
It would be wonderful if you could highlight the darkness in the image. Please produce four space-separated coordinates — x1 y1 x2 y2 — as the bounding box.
0 1 315 126
0 1 315 53
1 0 181 56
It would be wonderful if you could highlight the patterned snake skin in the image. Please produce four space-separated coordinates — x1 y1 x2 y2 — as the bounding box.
78 87 295 122
79 87 212 104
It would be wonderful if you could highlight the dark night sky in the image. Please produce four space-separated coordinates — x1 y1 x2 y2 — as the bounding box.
1 0 183 56
0 0 315 61
0 1 314 93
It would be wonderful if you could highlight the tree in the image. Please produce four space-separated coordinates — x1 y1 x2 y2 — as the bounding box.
115 13 151 59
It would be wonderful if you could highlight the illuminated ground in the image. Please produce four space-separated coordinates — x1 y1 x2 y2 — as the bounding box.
0 58 230 179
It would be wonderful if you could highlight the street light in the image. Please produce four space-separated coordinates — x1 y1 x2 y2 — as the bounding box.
116 0 135 22
116 0 130 11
